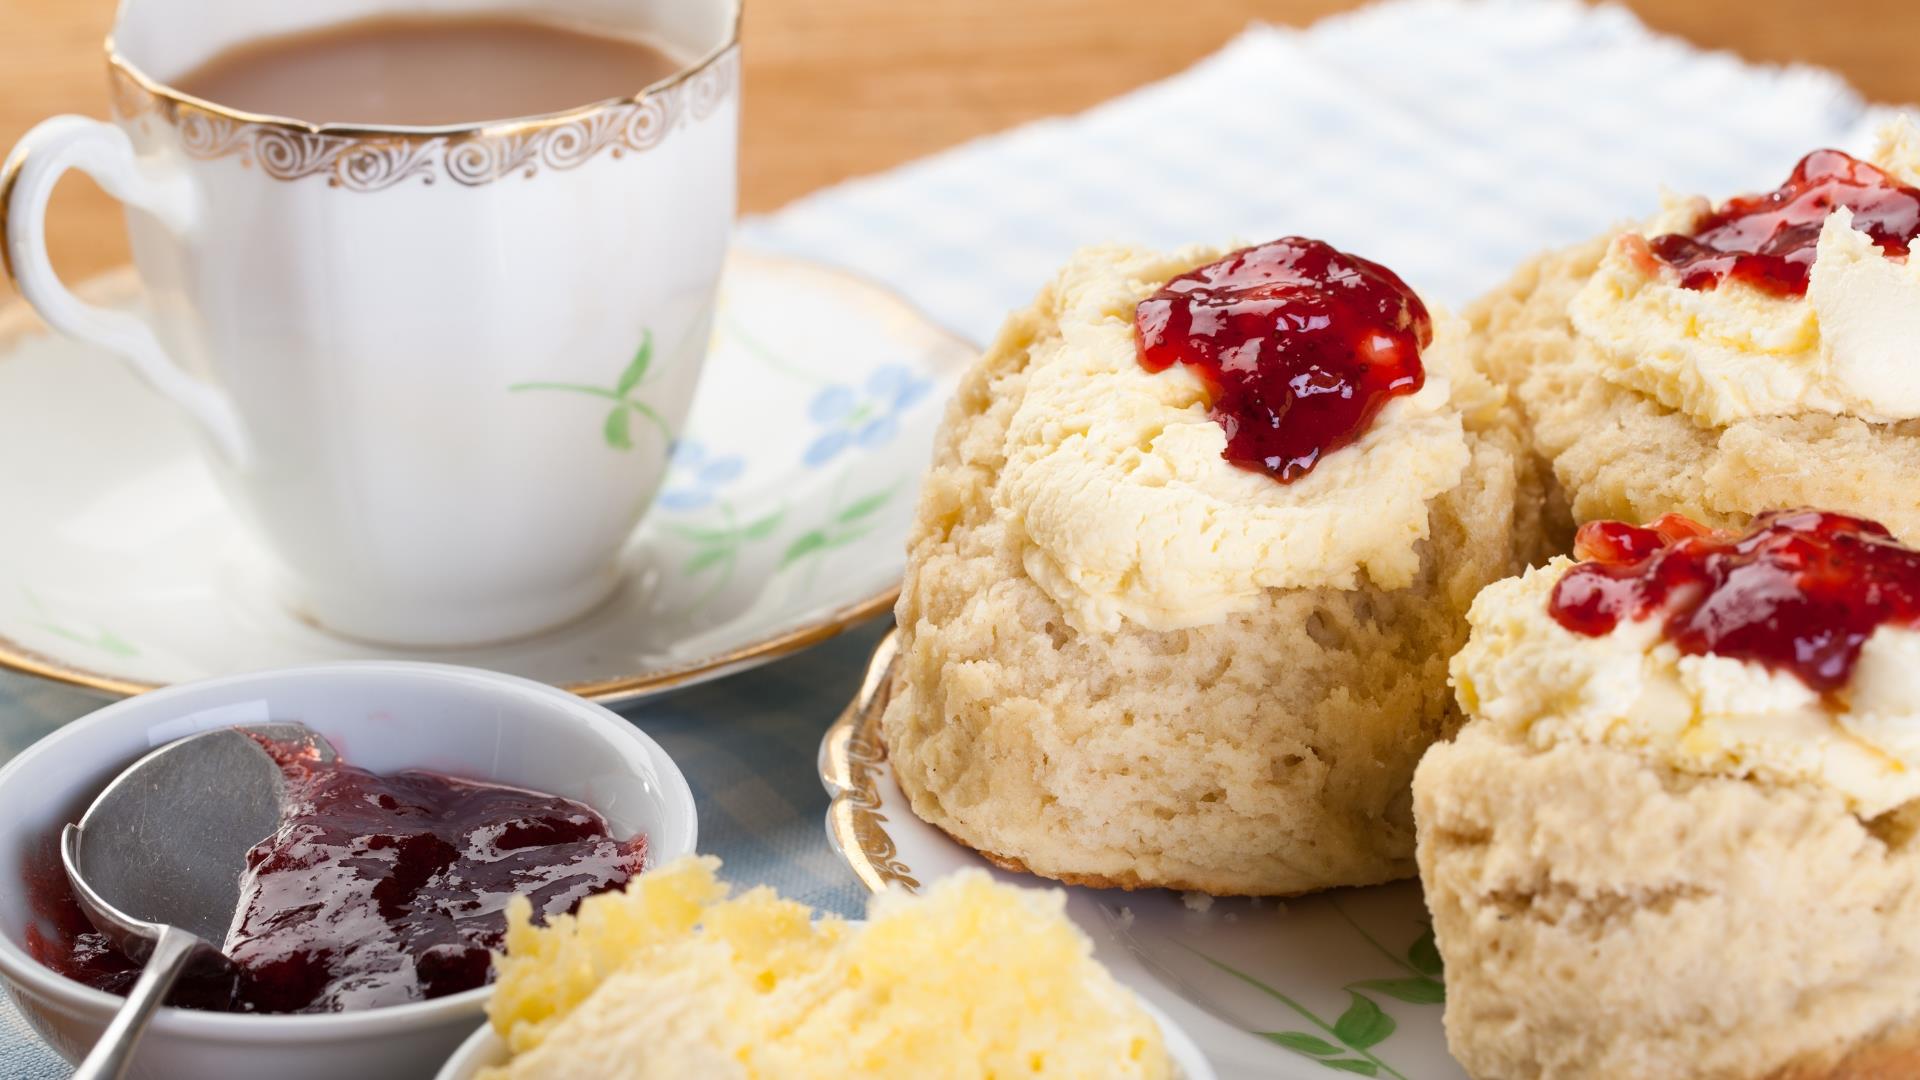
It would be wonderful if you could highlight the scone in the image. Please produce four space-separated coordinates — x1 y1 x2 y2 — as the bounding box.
1472 117 1920 544
883 237 1546 896
1416 510 1920 1079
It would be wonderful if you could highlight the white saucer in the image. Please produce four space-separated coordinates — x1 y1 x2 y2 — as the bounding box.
821 632 1465 1080
0 252 973 703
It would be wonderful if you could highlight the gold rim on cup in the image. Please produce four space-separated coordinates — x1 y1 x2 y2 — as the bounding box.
100 2 745 191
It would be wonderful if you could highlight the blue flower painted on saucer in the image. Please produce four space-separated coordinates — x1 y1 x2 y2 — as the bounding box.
803 365 932 468
657 440 746 512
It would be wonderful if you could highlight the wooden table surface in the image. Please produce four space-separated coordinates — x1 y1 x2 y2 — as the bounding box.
2 0 1914 304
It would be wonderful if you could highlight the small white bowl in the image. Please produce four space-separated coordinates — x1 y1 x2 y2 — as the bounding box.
0 661 697 1080
436 996 1219 1079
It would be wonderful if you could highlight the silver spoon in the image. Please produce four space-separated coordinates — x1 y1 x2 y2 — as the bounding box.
60 722 334 1080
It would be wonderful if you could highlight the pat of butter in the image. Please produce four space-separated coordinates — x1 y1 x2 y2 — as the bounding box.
483 856 1173 1080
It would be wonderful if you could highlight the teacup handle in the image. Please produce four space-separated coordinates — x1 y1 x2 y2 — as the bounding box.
2 115 247 463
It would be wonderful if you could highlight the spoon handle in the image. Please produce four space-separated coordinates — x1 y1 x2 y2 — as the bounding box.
72 924 201 1080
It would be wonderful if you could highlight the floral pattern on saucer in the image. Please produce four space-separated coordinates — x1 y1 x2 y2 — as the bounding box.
0 253 974 701
802 365 934 468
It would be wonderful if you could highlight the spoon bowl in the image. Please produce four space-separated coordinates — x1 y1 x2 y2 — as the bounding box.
58 723 338 1078
63 723 332 958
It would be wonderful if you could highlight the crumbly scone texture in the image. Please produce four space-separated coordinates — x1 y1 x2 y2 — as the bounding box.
1468 235 1920 543
1415 727 1920 1080
881 257 1546 897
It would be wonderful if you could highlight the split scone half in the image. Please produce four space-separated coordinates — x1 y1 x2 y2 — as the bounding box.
1417 511 1920 1080
882 239 1547 896
1471 117 1920 544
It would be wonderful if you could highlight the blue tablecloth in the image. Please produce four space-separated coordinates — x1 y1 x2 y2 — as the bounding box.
0 619 886 1078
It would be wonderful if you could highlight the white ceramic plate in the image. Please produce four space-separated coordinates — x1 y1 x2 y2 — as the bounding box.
820 631 1466 1080
0 252 973 703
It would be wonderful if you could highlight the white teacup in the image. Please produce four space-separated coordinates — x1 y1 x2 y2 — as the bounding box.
1 0 740 646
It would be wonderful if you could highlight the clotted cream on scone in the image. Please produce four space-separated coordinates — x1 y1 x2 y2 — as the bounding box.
1472 117 1920 543
883 238 1547 895
1417 511 1920 1079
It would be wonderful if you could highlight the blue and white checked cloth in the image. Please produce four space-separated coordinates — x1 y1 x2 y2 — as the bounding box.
743 0 1887 338
0 1 1889 1073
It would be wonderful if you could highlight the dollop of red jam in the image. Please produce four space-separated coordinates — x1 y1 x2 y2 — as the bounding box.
1134 237 1431 483
1549 509 1920 693
1647 149 1920 297
28 737 646 1014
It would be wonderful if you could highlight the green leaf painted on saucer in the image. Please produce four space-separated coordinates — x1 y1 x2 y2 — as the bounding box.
0 252 970 706
777 482 898 582
43 624 139 658
664 501 791 619
783 530 830 567
836 491 891 524
683 547 730 574
22 588 140 658
741 511 783 540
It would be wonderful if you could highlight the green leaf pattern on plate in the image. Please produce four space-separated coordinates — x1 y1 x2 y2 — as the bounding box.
1333 992 1396 1049
1407 925 1444 978
1188 906 1447 1079
1348 977 1447 1005
1266 1033 1345 1056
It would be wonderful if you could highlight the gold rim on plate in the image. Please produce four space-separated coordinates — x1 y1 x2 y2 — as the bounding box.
817 627 923 891
0 259 971 703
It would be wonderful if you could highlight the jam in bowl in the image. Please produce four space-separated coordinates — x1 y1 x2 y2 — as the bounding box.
32 730 652 1014
0 661 696 1080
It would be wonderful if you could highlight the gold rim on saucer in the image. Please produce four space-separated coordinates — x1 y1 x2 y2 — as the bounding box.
0 258 969 704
